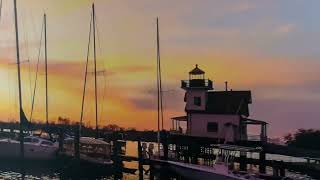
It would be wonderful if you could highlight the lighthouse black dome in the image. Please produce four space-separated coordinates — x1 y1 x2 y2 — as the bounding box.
189 64 205 75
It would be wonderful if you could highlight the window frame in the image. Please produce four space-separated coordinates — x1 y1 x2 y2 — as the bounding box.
207 122 218 133
194 96 201 106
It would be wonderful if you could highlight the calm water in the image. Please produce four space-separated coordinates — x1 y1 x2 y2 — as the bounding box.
0 141 179 180
0 141 316 179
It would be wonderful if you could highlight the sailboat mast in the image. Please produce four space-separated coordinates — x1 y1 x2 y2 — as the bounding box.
156 18 161 155
92 3 98 138
13 0 24 159
0 0 2 23
44 13 48 127
157 18 164 131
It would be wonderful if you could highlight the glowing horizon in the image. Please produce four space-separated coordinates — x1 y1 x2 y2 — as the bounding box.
1 0 320 137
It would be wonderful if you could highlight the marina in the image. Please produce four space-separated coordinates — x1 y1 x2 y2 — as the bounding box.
0 0 320 179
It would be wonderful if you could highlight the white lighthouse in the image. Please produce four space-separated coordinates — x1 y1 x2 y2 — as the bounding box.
182 64 213 112
171 65 267 143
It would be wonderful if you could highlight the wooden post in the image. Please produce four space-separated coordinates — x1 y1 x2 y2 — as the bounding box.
184 145 190 163
113 132 120 157
149 165 154 180
191 141 199 164
259 149 266 174
160 130 168 160
58 128 64 153
260 124 267 144
172 119 174 131
176 144 180 160
74 126 80 160
279 161 285 177
138 139 143 180
239 151 247 171
113 132 123 180
164 141 168 160
272 161 279 177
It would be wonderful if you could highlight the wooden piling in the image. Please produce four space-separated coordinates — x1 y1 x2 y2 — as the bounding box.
239 151 247 171
272 160 279 177
74 126 80 160
58 128 64 153
138 139 143 180
184 145 190 163
191 142 199 164
259 149 266 173
176 144 180 160
279 161 285 177
112 132 124 179
149 165 155 180
160 130 168 160
112 132 120 158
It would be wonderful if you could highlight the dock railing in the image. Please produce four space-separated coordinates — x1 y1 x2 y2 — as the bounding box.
247 134 261 141
247 134 267 143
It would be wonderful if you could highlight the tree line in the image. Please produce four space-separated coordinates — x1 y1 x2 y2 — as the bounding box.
284 129 320 150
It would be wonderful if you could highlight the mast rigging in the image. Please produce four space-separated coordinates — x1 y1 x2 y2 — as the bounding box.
13 0 24 160
30 15 44 123
80 11 93 135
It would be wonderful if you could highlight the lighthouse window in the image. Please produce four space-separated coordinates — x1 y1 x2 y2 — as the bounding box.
194 97 201 106
207 122 218 132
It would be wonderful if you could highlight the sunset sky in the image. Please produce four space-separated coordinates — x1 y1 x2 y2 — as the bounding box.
1 0 320 137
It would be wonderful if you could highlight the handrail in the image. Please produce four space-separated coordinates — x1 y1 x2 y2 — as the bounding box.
181 79 213 89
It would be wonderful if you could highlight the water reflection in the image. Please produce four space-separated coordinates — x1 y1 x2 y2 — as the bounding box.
0 141 315 179
0 160 184 180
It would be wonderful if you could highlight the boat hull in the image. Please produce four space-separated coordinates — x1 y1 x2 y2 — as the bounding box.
0 140 58 160
168 161 243 180
57 154 114 179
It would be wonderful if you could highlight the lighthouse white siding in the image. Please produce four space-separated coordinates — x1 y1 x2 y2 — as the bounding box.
185 90 207 111
188 114 240 142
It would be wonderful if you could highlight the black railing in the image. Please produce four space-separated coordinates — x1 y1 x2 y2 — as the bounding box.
181 79 213 89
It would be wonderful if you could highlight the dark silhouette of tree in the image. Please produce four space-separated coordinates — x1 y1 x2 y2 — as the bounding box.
102 124 122 131
284 129 320 150
126 127 137 131
57 116 71 125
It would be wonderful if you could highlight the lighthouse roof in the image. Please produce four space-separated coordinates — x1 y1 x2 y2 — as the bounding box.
189 64 205 75
206 91 252 116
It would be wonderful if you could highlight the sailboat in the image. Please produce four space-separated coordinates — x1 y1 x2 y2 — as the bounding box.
61 3 112 166
0 2 58 160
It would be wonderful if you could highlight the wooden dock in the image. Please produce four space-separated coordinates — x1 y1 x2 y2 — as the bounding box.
0 122 319 178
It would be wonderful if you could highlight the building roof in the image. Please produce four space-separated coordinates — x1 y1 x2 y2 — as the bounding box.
189 64 205 75
204 91 252 116
171 116 187 121
242 118 267 125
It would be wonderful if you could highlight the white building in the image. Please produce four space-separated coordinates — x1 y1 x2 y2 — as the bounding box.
171 65 267 143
